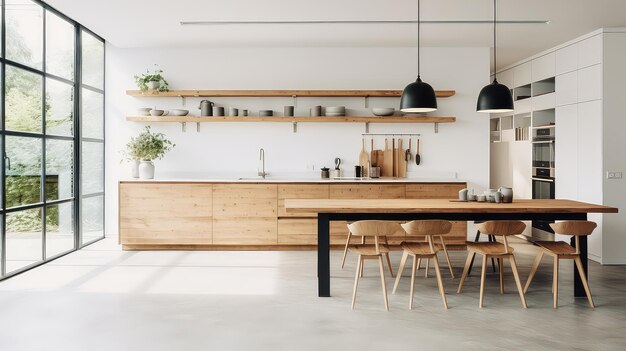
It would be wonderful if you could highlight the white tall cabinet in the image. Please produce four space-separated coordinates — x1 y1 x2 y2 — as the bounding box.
491 28 626 264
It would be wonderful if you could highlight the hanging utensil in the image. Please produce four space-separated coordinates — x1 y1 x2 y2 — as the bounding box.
405 138 412 162
334 157 341 170
416 138 421 165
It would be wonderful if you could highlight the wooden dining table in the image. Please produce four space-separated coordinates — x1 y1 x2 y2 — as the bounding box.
284 198 618 298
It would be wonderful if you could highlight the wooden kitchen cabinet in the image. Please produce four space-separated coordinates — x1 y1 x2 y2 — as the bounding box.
119 183 213 245
277 184 329 217
278 218 317 245
212 184 278 245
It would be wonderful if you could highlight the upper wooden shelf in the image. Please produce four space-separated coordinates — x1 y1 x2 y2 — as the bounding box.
126 115 456 123
125 89 456 98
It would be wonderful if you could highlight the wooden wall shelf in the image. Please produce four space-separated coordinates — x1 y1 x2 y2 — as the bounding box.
125 89 456 98
126 115 456 123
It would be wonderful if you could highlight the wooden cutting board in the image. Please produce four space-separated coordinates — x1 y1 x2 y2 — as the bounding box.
382 139 393 177
358 138 369 177
374 150 384 170
398 138 407 178
370 139 377 166
393 138 399 177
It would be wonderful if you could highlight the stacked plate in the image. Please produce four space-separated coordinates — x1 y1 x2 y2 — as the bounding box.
325 106 345 116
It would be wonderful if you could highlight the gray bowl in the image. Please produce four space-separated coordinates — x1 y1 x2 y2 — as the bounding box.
372 108 395 116
149 109 165 116
171 109 189 116
259 110 273 116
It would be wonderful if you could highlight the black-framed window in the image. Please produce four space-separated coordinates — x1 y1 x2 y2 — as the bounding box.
0 0 105 279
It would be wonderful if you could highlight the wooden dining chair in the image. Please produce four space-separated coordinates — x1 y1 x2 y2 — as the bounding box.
457 221 528 308
341 222 395 277
348 220 403 311
392 220 451 309
524 221 596 308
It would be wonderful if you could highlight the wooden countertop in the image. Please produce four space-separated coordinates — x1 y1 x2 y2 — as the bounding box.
285 199 618 214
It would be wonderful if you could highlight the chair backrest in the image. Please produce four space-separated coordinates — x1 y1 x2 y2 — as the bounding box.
550 221 597 255
475 220 526 254
401 220 452 237
550 221 597 236
348 221 405 254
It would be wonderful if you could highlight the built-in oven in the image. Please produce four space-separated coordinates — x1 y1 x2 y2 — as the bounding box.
532 176 555 240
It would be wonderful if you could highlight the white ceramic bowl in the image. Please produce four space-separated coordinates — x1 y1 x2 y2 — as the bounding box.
372 108 395 116
137 108 151 116
149 109 165 116
171 109 189 116
325 106 346 113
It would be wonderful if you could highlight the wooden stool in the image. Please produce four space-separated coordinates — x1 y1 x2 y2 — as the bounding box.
392 220 451 309
524 221 596 308
457 221 528 308
348 221 403 311
341 223 395 277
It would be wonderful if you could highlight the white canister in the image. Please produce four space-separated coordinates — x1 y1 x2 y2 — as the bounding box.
131 159 140 178
139 161 155 179
146 81 160 90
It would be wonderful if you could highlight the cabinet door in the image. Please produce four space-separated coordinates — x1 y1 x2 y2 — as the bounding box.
119 183 212 245
577 100 603 204
405 183 466 199
532 52 555 82
555 71 578 106
510 141 532 199
277 184 329 217
490 142 511 189
278 219 317 245
577 64 602 103
578 34 603 68
212 184 278 245
555 105 578 199
514 62 533 87
556 44 578 75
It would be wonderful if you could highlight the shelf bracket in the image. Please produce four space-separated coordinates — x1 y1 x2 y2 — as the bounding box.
181 122 186 132
181 96 186 107
434 122 439 133
292 95 297 108
293 122 298 133
196 122 200 132
365 122 370 133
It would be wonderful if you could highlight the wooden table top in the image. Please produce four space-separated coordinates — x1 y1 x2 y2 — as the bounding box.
284 199 618 214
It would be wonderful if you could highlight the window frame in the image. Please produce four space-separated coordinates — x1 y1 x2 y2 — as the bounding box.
0 0 105 279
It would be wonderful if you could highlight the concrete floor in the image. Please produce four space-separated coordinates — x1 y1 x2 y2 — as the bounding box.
0 237 625 351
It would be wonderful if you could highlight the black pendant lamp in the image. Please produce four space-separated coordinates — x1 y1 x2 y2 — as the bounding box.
400 0 437 113
476 0 514 113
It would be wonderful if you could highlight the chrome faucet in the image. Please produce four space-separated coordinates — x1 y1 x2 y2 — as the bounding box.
258 148 267 179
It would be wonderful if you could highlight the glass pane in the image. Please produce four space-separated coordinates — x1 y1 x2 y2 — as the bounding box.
46 202 75 258
81 30 104 89
46 139 74 201
46 78 74 136
6 0 43 69
5 65 43 133
81 195 103 244
81 88 103 139
6 208 43 273
46 11 75 80
6 136 42 208
81 141 103 195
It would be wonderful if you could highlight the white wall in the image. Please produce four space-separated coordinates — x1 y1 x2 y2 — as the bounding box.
105 46 490 237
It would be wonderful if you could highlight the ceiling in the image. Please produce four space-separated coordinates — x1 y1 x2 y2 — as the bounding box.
47 0 626 69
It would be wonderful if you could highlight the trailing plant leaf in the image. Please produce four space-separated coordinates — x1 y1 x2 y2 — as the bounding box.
134 64 169 92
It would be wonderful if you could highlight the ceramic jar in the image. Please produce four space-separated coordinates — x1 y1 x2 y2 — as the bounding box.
139 161 155 179
499 186 513 203
146 81 160 90
131 159 140 178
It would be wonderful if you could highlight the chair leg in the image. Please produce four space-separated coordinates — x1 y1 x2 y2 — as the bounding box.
524 252 544 293
439 235 455 278
384 253 394 278
499 257 504 295
393 251 408 294
359 256 364 277
467 230 481 276
351 256 362 310
553 256 559 309
432 255 448 309
489 235 497 272
425 258 430 278
378 256 389 311
509 255 528 309
574 256 595 308
417 258 422 271
409 255 418 309
457 250 475 293
341 232 352 269
479 255 487 308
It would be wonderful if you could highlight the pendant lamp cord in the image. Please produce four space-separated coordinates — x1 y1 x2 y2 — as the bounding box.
417 0 421 79
493 0 497 82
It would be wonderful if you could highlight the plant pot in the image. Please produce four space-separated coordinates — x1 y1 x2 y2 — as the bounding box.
131 159 140 178
146 81 160 90
139 160 155 179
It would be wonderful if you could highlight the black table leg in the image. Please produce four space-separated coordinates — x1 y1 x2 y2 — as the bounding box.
572 235 588 298
318 213 331 297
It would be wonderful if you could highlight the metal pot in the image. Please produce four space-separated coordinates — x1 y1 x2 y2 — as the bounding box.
199 100 214 116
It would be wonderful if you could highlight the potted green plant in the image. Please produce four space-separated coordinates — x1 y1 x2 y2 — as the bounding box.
134 64 169 92
126 126 175 179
